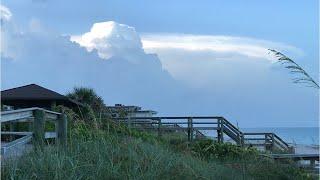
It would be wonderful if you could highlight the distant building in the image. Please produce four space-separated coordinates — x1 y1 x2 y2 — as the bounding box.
106 104 157 118
1 84 83 110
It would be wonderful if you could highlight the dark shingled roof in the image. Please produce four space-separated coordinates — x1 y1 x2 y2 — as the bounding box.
1 84 83 106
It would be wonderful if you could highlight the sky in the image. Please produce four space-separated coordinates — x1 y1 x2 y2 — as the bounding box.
1 0 319 127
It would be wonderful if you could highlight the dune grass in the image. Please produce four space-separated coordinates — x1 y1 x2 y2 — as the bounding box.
2 119 313 180
2 126 242 180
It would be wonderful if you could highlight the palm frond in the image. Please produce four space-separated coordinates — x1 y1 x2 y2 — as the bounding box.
269 49 319 89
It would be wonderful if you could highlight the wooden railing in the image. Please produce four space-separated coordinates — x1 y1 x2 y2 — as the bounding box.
1 107 67 156
243 133 293 152
114 116 293 152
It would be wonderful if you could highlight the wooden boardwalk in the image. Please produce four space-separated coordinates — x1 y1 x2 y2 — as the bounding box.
1 107 67 159
115 116 294 152
2 108 318 170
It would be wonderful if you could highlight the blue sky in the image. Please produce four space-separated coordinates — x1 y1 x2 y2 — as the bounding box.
1 0 319 127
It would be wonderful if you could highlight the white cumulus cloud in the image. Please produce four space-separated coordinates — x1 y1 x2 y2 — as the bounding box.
71 21 144 62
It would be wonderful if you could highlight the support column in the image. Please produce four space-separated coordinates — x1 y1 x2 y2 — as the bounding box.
271 134 275 152
310 160 315 168
187 118 191 141
158 118 162 137
265 134 269 151
220 118 224 143
9 122 15 141
127 117 131 129
189 118 193 141
217 118 221 143
57 113 67 146
33 109 45 146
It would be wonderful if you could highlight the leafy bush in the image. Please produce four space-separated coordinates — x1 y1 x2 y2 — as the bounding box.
191 139 258 160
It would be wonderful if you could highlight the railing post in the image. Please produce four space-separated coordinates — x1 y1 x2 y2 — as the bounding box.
237 132 243 146
33 109 45 146
9 122 14 141
240 133 244 146
158 118 162 137
271 133 275 152
57 113 67 146
217 118 221 143
220 118 224 143
127 117 131 129
189 117 193 141
310 160 315 168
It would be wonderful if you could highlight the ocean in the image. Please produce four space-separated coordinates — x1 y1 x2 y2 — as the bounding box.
243 127 319 146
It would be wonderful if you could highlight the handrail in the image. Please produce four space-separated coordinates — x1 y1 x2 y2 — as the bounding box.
113 116 291 152
243 132 273 135
1 132 33 136
1 107 61 115
243 132 291 152
114 116 222 120
221 118 241 132
223 122 241 136
1 107 61 123
273 133 289 147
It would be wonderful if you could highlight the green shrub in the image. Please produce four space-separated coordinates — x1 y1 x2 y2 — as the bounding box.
191 139 258 160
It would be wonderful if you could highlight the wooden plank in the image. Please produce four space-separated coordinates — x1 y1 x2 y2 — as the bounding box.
1 134 33 155
1 107 60 115
1 111 33 123
45 113 59 120
45 132 57 139
244 138 270 141
1 107 38 115
1 108 61 123
114 116 222 120
57 114 67 146
33 109 45 145
1 131 33 136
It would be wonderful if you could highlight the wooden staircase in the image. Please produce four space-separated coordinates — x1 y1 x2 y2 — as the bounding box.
115 116 294 153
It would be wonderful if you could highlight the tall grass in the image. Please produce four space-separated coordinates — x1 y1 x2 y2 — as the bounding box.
2 125 243 180
2 120 313 180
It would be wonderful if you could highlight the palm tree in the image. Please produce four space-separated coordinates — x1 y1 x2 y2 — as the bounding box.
67 87 106 111
66 87 107 126
269 49 319 89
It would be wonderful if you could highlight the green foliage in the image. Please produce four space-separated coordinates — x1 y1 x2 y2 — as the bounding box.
191 139 258 160
66 87 106 111
66 87 107 126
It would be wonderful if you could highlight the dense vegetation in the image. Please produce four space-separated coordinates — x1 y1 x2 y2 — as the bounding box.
1 88 314 179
